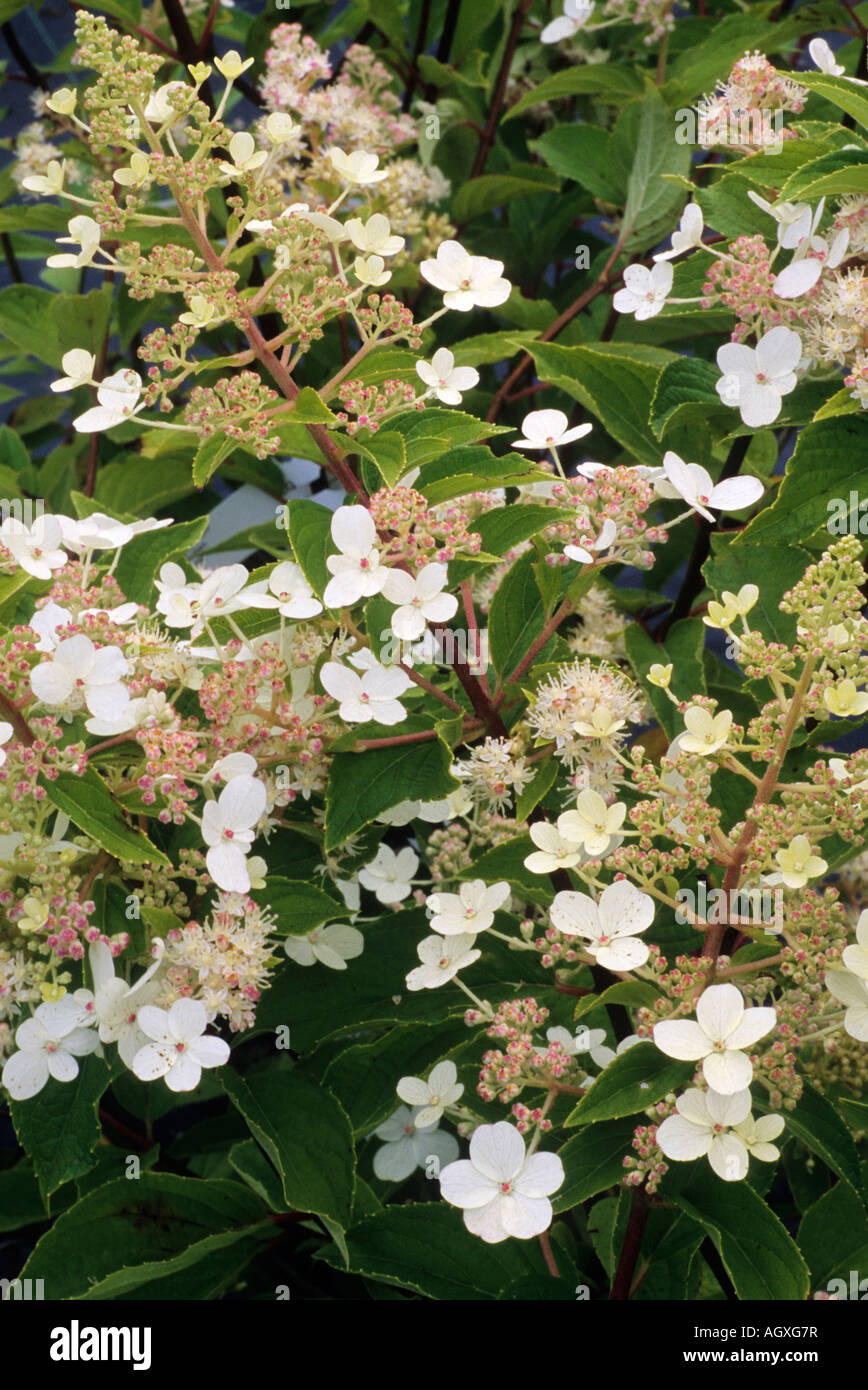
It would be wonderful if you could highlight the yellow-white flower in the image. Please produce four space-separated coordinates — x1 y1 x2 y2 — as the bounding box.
50 349 96 393
550 880 654 971
572 705 625 739
647 663 673 689
214 50 254 81
524 822 588 874
557 791 626 857
219 132 268 177
179 295 218 328
46 215 102 269
144 81 188 125
766 835 827 889
679 706 733 755
327 147 388 185
353 254 391 287
264 112 296 144
113 152 151 188
21 158 66 197
824 679 868 718
45 87 77 116
345 213 405 257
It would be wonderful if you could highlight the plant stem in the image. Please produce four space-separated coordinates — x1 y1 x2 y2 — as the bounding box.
610 1184 648 1300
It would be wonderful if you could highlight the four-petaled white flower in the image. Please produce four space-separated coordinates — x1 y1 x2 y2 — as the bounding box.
47 215 102 269
59 512 171 554
372 1105 459 1181
201 775 267 893
0 514 67 579
574 1029 641 1069
550 880 655 970
420 240 511 312
564 517 617 565
656 1088 784 1181
524 822 589 874
73 369 144 434
155 561 254 635
89 939 164 1067
653 982 776 1094
653 204 704 262
345 213 405 257
439 1121 564 1243
406 933 481 991
679 705 733 756
541 0 594 44
426 879 510 936
353 255 391 287
416 348 479 405
50 349 96 393
283 923 364 970
613 262 673 320
511 409 592 452
381 562 458 641
825 969 868 1041
328 147 388 185
660 451 764 522
323 506 390 608
765 835 828 890
320 658 411 725
262 561 322 619
824 678 868 718
1 1004 99 1100
715 326 802 428
219 131 268 178
31 634 131 722
397 1060 464 1128
131 998 230 1092
358 844 419 903
557 790 626 857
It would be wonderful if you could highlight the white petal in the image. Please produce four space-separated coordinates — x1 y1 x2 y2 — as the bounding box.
702 1048 753 1094
468 1121 526 1182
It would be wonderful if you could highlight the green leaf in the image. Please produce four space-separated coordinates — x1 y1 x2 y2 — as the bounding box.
9 1055 112 1205
740 415 868 545
40 767 170 867
489 549 549 678
324 736 457 851
553 1118 637 1213
472 503 573 555
360 431 407 487
773 1083 862 1194
20 1174 269 1298
504 64 644 120
617 86 693 254
572 980 660 1025
796 70 868 132
451 166 560 223
650 356 728 439
0 1161 47 1232
798 1180 868 1288
779 148 868 203
282 385 338 425
95 452 198 515
317 1203 557 1299
287 497 333 601
323 1021 471 1137
566 1043 694 1126
671 1166 810 1300
416 444 545 505
262 876 345 936
531 126 625 204
625 618 706 739
526 342 674 465
515 758 559 823
192 434 234 488
221 1066 356 1227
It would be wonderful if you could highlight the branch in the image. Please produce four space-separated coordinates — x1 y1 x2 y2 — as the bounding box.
470 0 534 179
609 1184 648 1300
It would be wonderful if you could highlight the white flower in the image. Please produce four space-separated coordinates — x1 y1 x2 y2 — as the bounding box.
426 879 510 936
372 1105 459 1181
825 969 868 1041
653 982 776 1094
131 998 230 1092
406 933 481 991
419 239 511 312
439 1121 564 1243
89 939 164 1067
511 409 592 453
0 514 67 579
564 517 617 565
1 1005 99 1100
765 834 828 890
320 659 411 725
353 254 391 287
358 845 419 903
284 923 364 970
31 634 130 721
345 213 404 257
323 506 389 608
550 880 654 971
653 204 704 262
416 348 479 405
541 0 593 44
656 1088 783 1181
50 349 96 393
73 369 144 434
219 130 268 178
59 512 171 554
155 561 253 635
396 1060 463 1128
809 37 845 76
381 562 458 641
524 822 588 874
46 214 102 269
574 1029 641 1068
144 81 188 124
679 705 733 755
557 790 626 857
201 775 267 893
264 112 296 144
22 158 66 196
715 326 802 428
842 910 868 980
613 262 673 321
262 561 322 618
660 451 764 522
328 147 388 185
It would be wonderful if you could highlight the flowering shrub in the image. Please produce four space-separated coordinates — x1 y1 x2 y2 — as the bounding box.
0 0 868 1306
